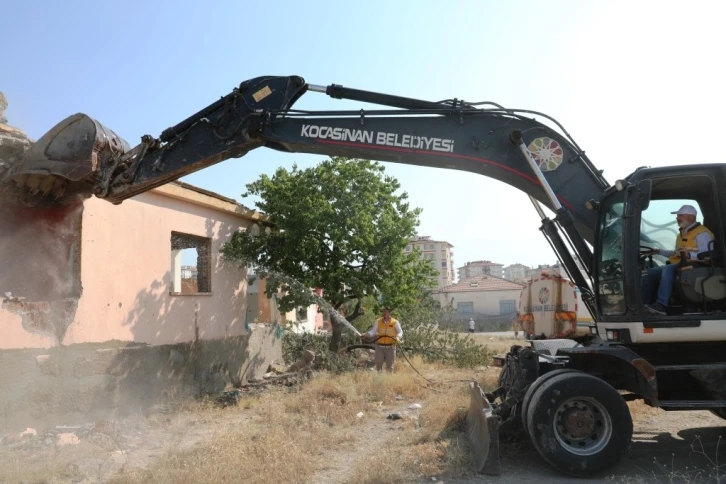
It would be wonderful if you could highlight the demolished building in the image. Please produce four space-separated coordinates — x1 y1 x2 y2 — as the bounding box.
0 93 288 433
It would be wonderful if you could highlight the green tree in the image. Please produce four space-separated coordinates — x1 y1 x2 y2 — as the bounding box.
220 157 438 351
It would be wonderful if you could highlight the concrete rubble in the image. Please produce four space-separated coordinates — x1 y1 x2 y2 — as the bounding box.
3 423 90 448
3 292 25 302
216 349 319 406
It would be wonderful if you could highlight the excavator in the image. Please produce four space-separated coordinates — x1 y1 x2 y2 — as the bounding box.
3 75 726 478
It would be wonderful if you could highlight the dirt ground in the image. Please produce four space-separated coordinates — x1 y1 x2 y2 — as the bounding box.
462 407 726 484
3 335 726 484
5 399 724 483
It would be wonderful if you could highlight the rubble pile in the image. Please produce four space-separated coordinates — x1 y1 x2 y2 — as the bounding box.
216 349 318 406
3 291 25 303
0 420 137 452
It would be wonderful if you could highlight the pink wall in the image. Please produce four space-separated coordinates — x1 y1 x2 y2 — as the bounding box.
314 288 325 331
1 188 255 349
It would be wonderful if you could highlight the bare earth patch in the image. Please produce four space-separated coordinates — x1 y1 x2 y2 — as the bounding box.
467 333 524 355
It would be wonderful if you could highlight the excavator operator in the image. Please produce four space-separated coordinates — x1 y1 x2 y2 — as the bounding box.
361 307 403 372
642 204 715 315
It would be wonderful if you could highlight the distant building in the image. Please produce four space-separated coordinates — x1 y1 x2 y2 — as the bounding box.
435 274 526 319
458 260 505 280
405 235 455 289
180 265 199 293
504 263 530 282
527 264 559 279
527 257 588 280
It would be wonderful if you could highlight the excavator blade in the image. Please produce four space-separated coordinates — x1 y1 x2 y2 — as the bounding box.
467 381 501 475
0 113 130 208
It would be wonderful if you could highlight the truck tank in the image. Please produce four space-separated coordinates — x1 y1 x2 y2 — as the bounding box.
516 270 592 339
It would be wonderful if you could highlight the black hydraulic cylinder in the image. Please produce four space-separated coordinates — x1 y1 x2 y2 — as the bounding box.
325 84 454 111
555 207 593 273
160 93 234 143
540 217 595 312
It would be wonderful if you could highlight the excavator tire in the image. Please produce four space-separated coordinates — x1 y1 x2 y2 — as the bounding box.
520 368 580 438
525 371 633 478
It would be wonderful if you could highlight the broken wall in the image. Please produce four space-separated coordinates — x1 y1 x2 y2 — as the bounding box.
62 189 255 346
0 94 86 348
0 92 282 433
0 324 281 434
1 177 264 349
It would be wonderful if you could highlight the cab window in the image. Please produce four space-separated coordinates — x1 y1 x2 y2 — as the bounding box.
596 190 626 315
640 199 702 268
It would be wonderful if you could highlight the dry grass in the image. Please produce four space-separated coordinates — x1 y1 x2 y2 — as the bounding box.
351 383 476 483
0 455 88 483
0 358 490 484
108 384 357 484
5 348 692 484
111 361 482 484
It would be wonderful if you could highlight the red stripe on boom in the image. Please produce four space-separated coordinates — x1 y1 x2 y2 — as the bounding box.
314 138 575 211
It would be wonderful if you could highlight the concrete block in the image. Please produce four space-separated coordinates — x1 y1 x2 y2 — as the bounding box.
35 354 61 376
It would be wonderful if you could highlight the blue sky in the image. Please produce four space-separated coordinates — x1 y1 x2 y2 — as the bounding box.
4 1 726 275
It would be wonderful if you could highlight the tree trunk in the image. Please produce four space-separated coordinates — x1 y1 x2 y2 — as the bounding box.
329 318 342 352
327 300 363 353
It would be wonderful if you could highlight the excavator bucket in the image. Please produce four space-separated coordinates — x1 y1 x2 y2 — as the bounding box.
467 381 501 475
1 113 129 207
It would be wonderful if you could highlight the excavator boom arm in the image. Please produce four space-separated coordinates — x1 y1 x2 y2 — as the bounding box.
4 75 608 283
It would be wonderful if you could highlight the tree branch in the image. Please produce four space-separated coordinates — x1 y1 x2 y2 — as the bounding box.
346 300 365 323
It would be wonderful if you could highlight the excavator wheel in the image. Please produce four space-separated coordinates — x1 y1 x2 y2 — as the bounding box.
520 368 580 438
525 370 633 478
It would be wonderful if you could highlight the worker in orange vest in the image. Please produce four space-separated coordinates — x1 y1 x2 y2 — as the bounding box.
361 306 403 372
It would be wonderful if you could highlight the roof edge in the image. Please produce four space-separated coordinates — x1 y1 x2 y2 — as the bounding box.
149 181 270 223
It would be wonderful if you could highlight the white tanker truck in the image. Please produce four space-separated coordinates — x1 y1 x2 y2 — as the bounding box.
516 269 593 339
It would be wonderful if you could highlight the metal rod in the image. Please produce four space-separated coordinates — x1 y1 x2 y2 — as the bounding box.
529 194 597 319
518 142 563 211
306 84 327 93
529 195 547 220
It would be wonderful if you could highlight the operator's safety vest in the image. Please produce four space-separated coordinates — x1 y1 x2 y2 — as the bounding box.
376 317 399 346
670 223 714 264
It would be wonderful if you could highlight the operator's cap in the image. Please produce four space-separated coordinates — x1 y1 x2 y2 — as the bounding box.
671 204 697 216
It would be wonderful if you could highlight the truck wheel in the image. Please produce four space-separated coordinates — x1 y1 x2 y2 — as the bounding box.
525 371 633 478
520 369 580 436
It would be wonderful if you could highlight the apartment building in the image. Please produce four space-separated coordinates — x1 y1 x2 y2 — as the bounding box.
457 260 505 280
504 263 530 282
405 235 455 289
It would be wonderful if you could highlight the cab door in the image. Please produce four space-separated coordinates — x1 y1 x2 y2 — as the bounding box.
593 179 650 322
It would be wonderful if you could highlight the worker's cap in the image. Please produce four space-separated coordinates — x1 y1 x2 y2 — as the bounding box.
382 306 392 311
671 204 697 216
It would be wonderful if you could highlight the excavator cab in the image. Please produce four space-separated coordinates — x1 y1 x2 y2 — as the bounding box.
594 165 726 336
637 173 726 315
